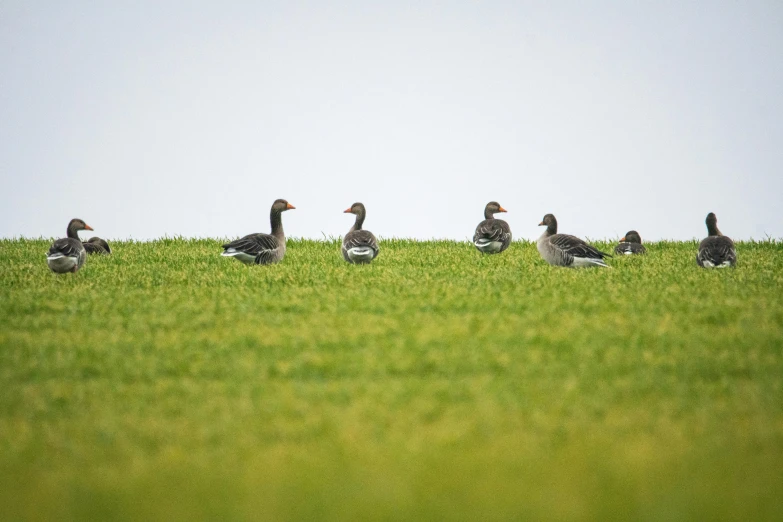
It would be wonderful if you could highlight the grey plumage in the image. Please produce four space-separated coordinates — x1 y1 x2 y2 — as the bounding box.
342 202 379 264
473 201 511 254
222 199 295 265
537 214 612 268
46 218 91 273
697 212 736 268
83 237 111 254
224 234 283 265
615 230 646 255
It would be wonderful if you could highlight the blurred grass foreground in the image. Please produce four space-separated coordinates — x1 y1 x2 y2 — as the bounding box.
1 237 782 520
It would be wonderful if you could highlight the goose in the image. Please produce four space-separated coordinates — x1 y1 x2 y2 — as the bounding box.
83 236 111 255
473 201 512 254
342 202 380 264
221 199 295 265
615 230 646 255
697 212 736 268
46 218 92 273
537 214 612 268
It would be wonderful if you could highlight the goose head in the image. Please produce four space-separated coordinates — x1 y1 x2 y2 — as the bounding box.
484 201 507 219
272 199 296 212
705 212 721 236
68 218 93 232
344 202 366 216
66 218 93 239
538 214 557 235
621 230 642 244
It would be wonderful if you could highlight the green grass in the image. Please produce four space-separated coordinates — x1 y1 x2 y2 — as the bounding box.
1 237 782 520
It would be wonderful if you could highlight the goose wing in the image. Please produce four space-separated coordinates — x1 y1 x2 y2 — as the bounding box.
48 238 84 258
473 219 512 249
549 234 611 259
222 233 280 256
83 239 110 254
83 242 104 254
698 236 736 267
343 230 380 255
85 237 111 254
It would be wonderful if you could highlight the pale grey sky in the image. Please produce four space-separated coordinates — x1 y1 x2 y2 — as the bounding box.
1 1 781 242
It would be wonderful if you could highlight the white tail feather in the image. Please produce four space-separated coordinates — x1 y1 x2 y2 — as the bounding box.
571 256 610 268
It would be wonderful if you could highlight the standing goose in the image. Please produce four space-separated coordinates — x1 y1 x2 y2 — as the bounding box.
221 199 295 265
615 230 646 255
83 236 111 255
342 202 380 264
697 212 737 268
537 214 612 268
46 218 92 273
473 201 512 254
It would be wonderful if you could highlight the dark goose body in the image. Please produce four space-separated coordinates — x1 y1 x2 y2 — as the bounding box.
222 199 295 265
697 213 736 268
615 230 646 255
537 214 612 268
473 201 511 254
83 237 111 254
342 202 380 264
47 218 92 273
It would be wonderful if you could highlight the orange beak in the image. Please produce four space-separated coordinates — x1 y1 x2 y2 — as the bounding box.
286 203 296 210
538 221 544 226
85 224 94 231
343 208 352 213
620 236 626 242
498 206 507 213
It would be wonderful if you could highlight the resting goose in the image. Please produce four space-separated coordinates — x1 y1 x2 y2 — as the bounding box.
697 212 737 268
473 201 512 254
221 199 295 265
342 202 380 264
46 218 92 273
83 236 111 255
537 214 612 268
615 230 646 255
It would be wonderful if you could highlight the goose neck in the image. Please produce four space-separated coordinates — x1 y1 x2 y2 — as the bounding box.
350 211 365 232
66 223 81 240
270 209 285 239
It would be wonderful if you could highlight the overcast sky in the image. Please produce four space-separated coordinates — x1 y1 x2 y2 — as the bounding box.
1 1 781 242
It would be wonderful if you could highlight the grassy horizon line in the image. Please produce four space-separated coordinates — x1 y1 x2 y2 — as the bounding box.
2 236 782 245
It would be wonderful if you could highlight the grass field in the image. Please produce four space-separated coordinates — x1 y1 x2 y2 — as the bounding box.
1 237 782 520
